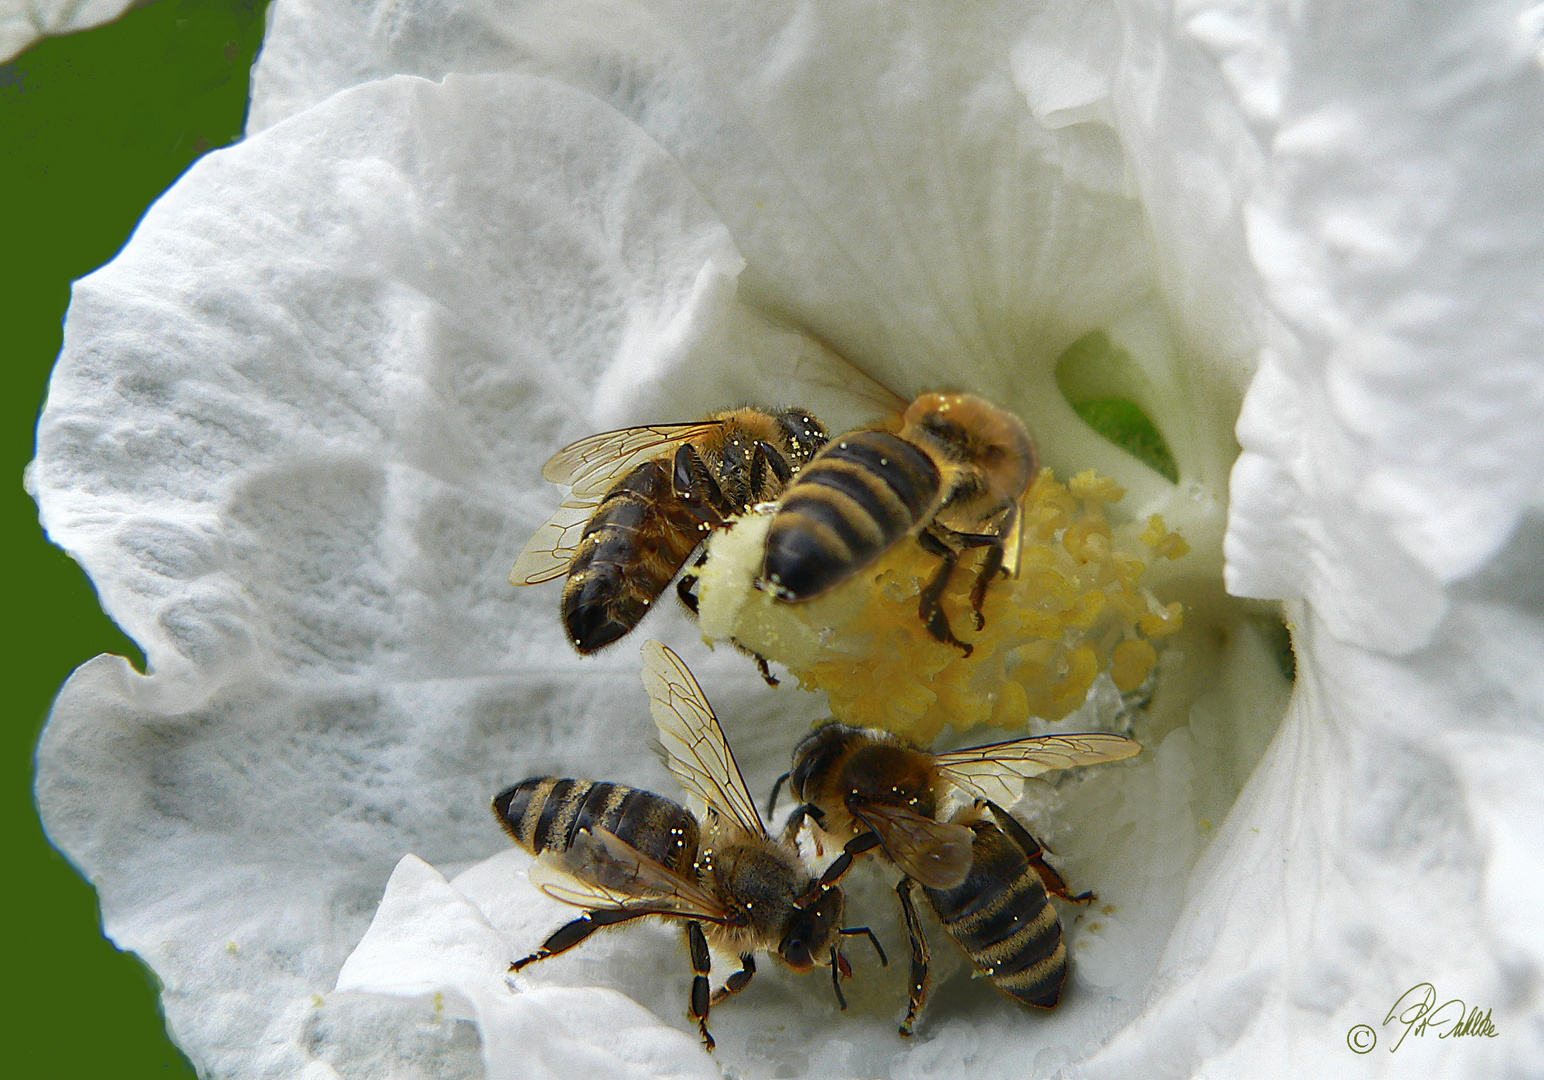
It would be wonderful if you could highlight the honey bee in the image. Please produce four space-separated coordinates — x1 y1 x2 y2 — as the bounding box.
511 409 827 654
770 723 1139 1033
494 643 885 1050
903 801 1090 1027
758 392 1036 654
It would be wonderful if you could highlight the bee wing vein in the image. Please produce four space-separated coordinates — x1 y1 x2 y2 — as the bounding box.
933 733 1141 804
854 804 974 890
529 827 727 921
510 497 600 584
542 422 724 496
641 641 766 839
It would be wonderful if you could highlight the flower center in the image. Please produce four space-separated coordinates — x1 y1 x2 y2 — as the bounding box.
698 466 1190 745
689 302 1296 1017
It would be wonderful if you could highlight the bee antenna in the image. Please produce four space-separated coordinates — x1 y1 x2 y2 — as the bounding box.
766 772 791 818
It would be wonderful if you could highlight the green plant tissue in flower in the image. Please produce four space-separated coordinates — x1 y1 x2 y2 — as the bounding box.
29 2 1544 1079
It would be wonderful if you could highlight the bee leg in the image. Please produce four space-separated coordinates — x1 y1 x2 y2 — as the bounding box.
752 439 793 501
753 652 780 687
676 573 701 615
780 801 823 846
728 639 781 686
916 530 972 656
675 548 712 617
839 926 889 968
817 830 882 888
895 877 932 1037
676 540 780 692
686 920 716 1051
747 438 766 501
710 954 755 1006
979 799 1093 903
932 520 1011 631
673 444 731 517
829 945 849 1010
510 907 645 971
966 537 1005 631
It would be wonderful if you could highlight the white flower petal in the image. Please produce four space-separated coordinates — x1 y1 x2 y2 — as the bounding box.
33 1 1544 1078
31 69 875 1077
1211 0 1544 651
31 67 868 689
253 1 1187 390
247 0 526 134
336 854 716 1080
1079 529 1544 1075
246 0 1251 591
0 0 140 62
336 854 513 1005
249 0 1544 655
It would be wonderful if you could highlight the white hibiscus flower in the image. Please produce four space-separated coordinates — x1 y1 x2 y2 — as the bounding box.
30 2 1544 1079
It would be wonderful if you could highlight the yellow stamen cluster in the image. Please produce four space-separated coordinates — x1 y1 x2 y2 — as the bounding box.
696 469 1188 744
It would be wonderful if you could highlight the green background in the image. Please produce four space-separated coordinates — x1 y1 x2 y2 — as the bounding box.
3 1 267 1074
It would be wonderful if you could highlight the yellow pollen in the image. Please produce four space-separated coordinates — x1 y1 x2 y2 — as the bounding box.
699 468 1185 744
1138 513 1191 560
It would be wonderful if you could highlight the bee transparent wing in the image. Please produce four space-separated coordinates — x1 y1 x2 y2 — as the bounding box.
788 352 909 423
640 641 766 840
933 733 1142 805
528 827 729 921
509 497 600 585
542 422 726 497
854 803 975 891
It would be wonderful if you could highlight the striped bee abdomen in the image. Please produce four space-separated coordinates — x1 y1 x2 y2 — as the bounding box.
921 819 1067 1009
563 459 716 653
762 430 941 601
493 777 701 876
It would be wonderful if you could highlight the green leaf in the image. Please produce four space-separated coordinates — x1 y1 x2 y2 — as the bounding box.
1074 398 1179 482
1069 398 1180 483
1055 330 1180 483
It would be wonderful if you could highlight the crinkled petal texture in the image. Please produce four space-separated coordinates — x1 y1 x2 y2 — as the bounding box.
249 0 1544 638
31 1 1544 1079
334 853 717 1080
0 0 141 61
252 0 1258 558
1214 0 1544 651
32 70 871 1079
1079 553 1544 1078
